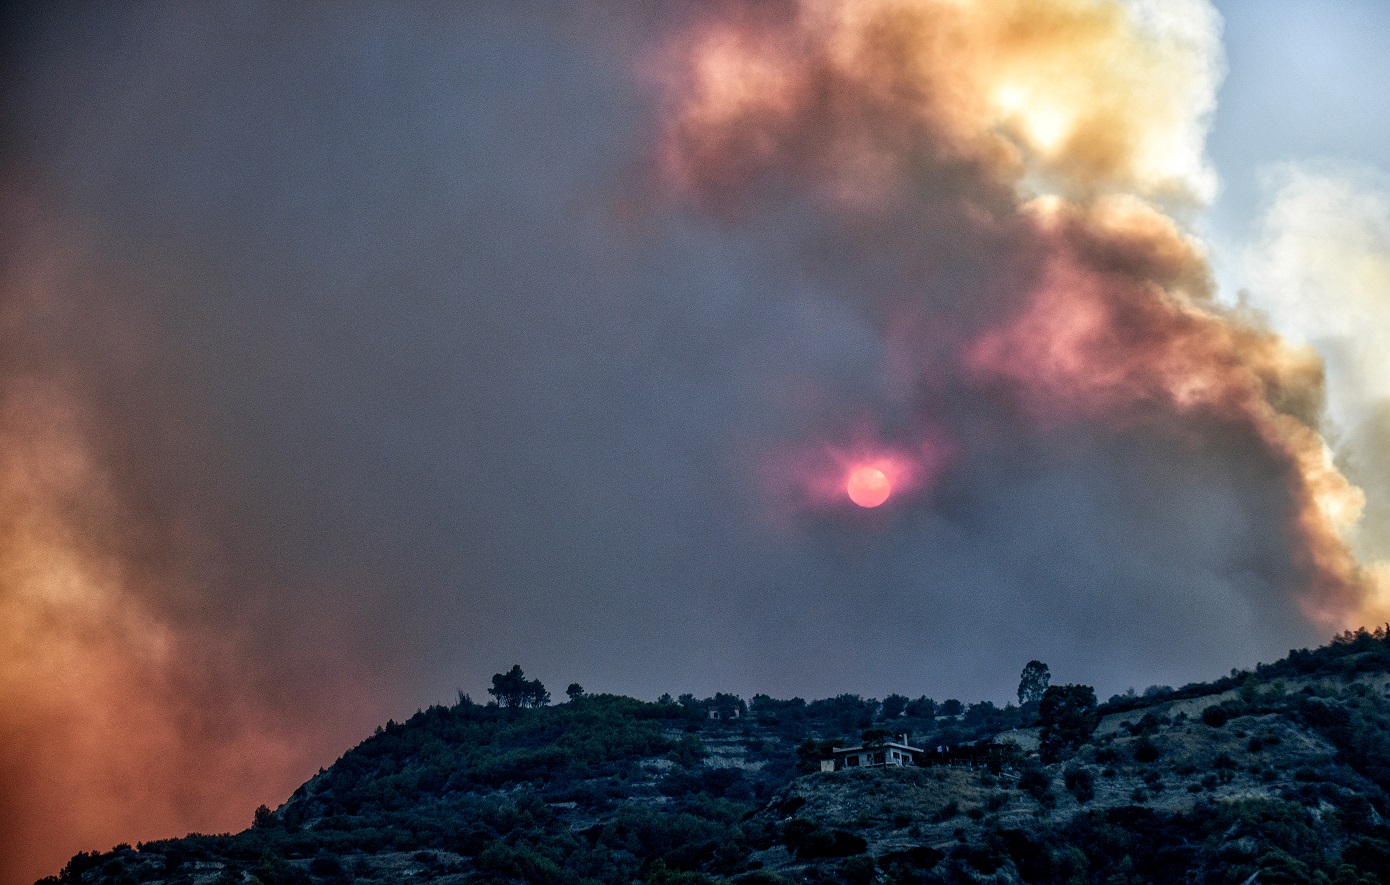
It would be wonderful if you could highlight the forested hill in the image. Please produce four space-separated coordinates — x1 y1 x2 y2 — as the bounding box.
44 628 1390 884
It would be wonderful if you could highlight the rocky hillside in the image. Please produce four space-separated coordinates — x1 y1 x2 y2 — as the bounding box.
42 629 1390 884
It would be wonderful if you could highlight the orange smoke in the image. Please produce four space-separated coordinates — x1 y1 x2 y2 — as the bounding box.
655 0 1386 627
655 0 1220 212
0 386 299 885
965 196 1369 626
0 210 382 884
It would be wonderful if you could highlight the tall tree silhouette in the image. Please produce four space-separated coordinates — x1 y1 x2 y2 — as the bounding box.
1018 661 1051 706
488 665 550 708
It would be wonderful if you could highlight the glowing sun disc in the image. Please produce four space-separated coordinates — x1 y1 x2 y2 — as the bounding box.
847 466 891 508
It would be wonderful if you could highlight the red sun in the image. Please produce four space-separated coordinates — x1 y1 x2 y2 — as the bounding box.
846 466 891 508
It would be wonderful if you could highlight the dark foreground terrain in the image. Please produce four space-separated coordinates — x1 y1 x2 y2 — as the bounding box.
44 629 1390 884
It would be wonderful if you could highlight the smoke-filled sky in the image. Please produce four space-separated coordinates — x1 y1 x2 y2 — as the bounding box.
4 1 1390 881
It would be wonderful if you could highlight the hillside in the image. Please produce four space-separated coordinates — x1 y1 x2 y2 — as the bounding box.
42 629 1390 884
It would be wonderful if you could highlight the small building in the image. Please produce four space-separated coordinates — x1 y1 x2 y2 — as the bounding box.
704 693 746 720
820 735 922 772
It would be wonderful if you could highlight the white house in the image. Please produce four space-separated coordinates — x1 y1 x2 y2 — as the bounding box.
820 735 922 772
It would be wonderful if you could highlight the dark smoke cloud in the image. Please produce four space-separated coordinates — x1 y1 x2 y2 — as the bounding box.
0 2 1370 881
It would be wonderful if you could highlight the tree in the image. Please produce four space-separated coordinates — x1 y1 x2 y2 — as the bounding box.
566 683 585 701
861 727 896 745
1018 660 1051 706
939 699 964 717
1038 684 1099 762
710 692 746 719
488 665 550 709
522 677 550 708
906 696 937 718
880 694 909 720
964 700 1003 730
807 694 876 732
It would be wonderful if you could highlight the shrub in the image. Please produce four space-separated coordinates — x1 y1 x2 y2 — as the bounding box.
952 843 1004 875
733 874 794 885
645 860 720 885
879 846 944 871
1065 767 1096 803
1019 766 1052 801
1133 737 1160 763
308 855 343 876
212 868 244 885
1340 796 1377 835
837 855 877 885
476 844 569 884
1344 835 1390 876
798 829 866 859
933 801 960 822
668 735 707 768
252 855 310 885
1201 706 1229 728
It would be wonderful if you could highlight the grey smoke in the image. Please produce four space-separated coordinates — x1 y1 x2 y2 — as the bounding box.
0 7 1332 878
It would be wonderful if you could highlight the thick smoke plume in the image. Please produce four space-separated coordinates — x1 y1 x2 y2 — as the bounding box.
1 2 1385 882
0 193 388 884
654 0 1383 625
1245 163 1390 587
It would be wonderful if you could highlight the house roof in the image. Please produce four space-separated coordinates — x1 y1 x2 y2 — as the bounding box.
831 741 922 755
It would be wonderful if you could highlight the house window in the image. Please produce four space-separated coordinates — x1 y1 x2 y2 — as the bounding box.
873 752 886 765
846 755 859 767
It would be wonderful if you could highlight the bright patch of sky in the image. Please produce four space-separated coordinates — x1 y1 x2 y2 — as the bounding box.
1205 0 1390 299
